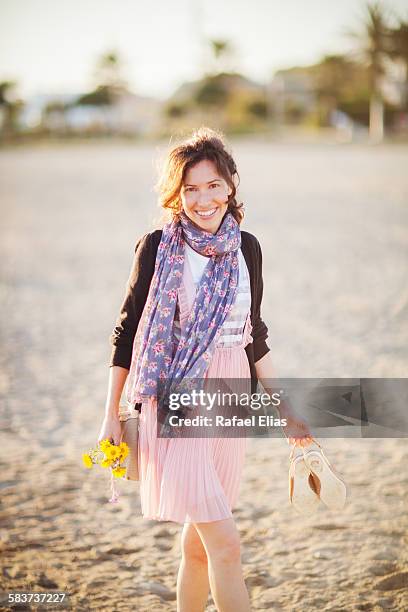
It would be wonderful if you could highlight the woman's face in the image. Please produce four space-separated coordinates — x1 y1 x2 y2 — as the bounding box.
180 159 232 234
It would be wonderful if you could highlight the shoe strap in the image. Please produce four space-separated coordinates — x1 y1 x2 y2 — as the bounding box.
302 438 334 471
289 436 327 465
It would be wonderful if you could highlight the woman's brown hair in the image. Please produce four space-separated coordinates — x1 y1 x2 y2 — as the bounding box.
155 127 244 226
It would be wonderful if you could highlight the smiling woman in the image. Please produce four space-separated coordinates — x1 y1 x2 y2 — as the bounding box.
99 126 312 611
180 160 232 234
156 127 244 233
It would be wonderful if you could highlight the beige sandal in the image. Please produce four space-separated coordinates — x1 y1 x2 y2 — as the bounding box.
302 439 347 511
288 443 321 515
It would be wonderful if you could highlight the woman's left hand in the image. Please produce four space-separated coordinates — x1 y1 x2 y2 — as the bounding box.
280 409 314 447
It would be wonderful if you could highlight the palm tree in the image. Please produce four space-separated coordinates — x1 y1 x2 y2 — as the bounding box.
388 18 408 108
92 50 128 98
77 50 128 109
211 40 228 61
74 50 129 135
209 39 235 75
347 2 390 142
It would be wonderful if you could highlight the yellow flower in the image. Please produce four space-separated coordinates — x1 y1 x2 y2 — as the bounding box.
112 466 126 478
106 446 121 461
101 458 112 468
82 453 93 469
119 442 129 460
99 439 112 452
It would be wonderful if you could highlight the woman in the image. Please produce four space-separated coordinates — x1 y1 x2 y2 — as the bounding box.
98 127 312 612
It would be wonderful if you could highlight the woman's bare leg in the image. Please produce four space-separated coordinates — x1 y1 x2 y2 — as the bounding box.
194 517 250 612
177 522 210 612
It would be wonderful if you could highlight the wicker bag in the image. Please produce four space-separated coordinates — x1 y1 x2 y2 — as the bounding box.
118 404 140 481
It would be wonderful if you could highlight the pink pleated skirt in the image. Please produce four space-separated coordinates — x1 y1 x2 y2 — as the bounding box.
138 343 251 524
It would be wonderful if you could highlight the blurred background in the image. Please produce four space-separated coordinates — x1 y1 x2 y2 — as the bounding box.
1 0 408 143
1 2 407 611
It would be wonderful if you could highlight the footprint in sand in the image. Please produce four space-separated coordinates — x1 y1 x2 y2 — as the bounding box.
367 561 397 576
244 570 282 589
156 541 173 552
153 527 174 539
375 571 408 591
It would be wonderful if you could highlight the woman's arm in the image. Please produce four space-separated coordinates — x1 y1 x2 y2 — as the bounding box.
252 240 313 447
109 231 159 369
255 351 289 416
255 353 313 446
104 365 129 418
98 365 129 445
98 231 158 444
250 236 270 363
254 351 278 396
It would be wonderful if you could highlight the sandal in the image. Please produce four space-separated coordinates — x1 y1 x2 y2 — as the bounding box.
288 444 321 515
302 439 347 511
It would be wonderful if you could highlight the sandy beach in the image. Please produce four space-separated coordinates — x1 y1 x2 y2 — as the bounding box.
1 140 407 611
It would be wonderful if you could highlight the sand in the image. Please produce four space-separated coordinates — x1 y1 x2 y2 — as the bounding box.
1 139 407 611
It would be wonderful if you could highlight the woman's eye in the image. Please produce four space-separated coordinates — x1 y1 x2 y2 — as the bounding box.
210 183 219 189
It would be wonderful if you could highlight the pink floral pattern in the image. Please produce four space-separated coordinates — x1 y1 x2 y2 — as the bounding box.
125 211 241 427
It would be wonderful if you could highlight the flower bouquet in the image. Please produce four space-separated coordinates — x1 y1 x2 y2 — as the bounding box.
82 439 129 503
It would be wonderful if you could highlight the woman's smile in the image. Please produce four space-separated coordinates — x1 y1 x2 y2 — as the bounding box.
180 159 232 234
195 207 218 218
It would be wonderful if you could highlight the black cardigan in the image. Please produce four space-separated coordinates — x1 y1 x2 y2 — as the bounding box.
109 229 270 393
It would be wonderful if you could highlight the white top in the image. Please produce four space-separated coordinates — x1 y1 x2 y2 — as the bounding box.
173 242 251 348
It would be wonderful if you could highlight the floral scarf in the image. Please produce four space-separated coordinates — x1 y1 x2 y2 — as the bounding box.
125 210 241 430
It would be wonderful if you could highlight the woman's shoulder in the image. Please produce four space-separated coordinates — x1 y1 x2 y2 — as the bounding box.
240 230 262 255
134 228 163 253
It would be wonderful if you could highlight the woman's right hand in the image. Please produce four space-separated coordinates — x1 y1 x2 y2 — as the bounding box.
97 413 122 446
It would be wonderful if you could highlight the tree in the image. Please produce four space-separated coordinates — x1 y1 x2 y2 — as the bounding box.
0 80 23 136
208 39 236 75
388 18 408 108
309 55 371 126
77 49 128 108
93 50 127 93
347 2 391 142
194 75 229 108
76 85 113 106
164 101 190 118
312 55 355 124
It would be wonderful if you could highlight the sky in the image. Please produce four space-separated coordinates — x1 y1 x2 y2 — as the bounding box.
1 0 407 101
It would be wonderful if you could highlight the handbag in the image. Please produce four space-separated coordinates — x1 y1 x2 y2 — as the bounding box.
289 437 347 514
118 403 140 481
